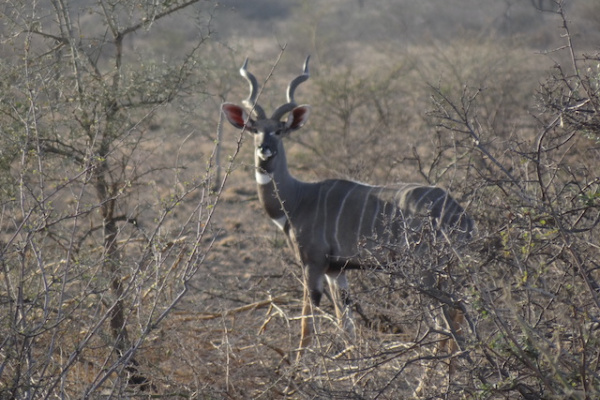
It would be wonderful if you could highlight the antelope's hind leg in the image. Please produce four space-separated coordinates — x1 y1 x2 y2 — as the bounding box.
415 305 466 397
443 305 465 375
326 271 356 340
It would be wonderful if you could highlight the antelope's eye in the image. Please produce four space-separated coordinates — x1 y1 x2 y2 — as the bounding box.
270 130 281 137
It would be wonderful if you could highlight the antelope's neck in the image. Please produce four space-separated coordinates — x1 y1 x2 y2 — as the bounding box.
255 149 302 230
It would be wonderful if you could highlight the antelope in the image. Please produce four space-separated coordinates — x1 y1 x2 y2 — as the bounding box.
221 57 474 365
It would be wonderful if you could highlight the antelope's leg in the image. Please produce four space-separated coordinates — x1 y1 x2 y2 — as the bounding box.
444 305 465 376
299 281 313 352
325 271 355 338
298 265 324 359
416 305 465 397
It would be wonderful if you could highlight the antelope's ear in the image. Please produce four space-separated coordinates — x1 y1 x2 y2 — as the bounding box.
221 103 255 132
285 105 311 131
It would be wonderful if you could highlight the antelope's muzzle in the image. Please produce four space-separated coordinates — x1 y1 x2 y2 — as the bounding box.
257 145 276 161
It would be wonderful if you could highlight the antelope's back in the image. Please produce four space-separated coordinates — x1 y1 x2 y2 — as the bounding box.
291 180 473 269
388 184 474 240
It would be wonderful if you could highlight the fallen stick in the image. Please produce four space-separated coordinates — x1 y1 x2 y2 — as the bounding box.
176 295 293 321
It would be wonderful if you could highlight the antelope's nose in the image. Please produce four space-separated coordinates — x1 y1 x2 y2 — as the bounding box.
257 145 274 161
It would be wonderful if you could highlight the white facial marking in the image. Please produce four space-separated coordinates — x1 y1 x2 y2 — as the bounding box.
257 147 273 161
271 215 287 231
255 170 272 185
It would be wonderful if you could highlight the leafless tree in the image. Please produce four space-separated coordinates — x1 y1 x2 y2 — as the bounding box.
0 0 235 397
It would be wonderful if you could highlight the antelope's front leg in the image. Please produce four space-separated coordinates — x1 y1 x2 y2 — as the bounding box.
299 283 312 354
325 271 356 339
297 264 324 360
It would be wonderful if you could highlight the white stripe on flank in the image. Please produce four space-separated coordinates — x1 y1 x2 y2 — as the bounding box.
358 186 375 243
322 182 338 249
255 170 272 185
312 185 329 251
334 184 358 252
271 215 287 231
370 188 384 234
312 185 322 233
414 187 434 210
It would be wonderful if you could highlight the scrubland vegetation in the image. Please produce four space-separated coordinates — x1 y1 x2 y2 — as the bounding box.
1 0 600 398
